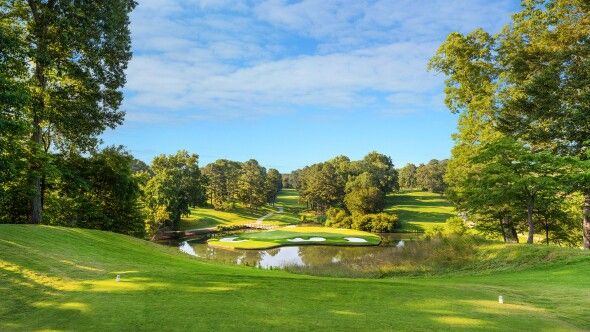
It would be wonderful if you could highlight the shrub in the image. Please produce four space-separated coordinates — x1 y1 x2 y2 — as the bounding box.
352 213 398 233
325 207 352 228
326 208 398 232
444 216 468 235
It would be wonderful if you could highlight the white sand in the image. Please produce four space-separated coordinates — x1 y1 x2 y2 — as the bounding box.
287 237 326 242
343 237 368 243
219 237 247 243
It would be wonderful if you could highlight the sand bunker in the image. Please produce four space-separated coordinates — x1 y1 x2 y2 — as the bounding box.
219 237 247 243
287 237 326 242
343 237 368 243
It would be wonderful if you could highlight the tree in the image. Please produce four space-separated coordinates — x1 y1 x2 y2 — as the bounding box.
416 160 448 194
265 168 282 205
2 0 136 224
236 159 267 208
431 0 590 248
44 146 144 236
399 163 418 189
467 139 567 244
344 172 385 214
0 10 32 223
360 152 399 193
493 0 590 248
143 151 205 229
298 162 343 212
202 159 241 209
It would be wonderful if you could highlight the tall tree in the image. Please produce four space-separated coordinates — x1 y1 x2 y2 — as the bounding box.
398 163 418 189
0 8 31 223
236 159 267 208
344 172 385 214
494 0 590 248
467 139 566 244
416 160 448 194
265 168 282 205
3 0 136 223
45 146 144 236
360 152 399 193
143 151 205 229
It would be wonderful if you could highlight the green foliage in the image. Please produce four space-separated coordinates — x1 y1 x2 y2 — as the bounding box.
444 216 469 236
344 173 385 214
265 168 282 204
430 0 590 247
415 159 448 193
326 207 398 233
398 163 418 189
201 159 242 209
352 213 398 233
325 207 353 228
43 146 144 236
236 159 267 208
142 150 205 230
296 151 398 213
1 0 136 223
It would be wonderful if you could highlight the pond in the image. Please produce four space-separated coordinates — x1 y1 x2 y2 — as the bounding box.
162 233 420 270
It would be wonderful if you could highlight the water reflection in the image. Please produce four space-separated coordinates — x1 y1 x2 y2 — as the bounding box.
173 232 419 270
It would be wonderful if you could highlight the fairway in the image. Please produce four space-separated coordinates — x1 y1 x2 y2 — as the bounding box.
1 225 588 331
179 190 302 230
208 226 381 249
385 191 455 232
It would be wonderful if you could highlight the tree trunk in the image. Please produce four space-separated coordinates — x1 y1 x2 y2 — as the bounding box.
30 114 43 224
545 221 549 246
28 0 49 224
583 193 590 250
526 203 534 244
501 215 519 243
499 218 507 243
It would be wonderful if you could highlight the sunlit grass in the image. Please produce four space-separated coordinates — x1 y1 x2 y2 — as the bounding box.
1 224 588 331
208 226 381 249
179 190 302 230
385 190 455 232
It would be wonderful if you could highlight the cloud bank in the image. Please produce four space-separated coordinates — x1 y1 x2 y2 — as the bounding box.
124 0 515 121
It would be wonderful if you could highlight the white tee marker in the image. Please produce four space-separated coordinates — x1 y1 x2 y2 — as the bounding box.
498 295 504 304
116 274 121 282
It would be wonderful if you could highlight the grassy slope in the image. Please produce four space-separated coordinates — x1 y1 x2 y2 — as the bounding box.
386 191 455 232
179 190 302 230
208 226 381 249
1 225 589 331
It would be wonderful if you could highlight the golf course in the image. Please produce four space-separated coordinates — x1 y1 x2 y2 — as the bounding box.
1 224 589 331
3 0 590 330
208 226 381 249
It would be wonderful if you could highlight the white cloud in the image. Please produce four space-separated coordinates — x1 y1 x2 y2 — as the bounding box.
123 0 515 121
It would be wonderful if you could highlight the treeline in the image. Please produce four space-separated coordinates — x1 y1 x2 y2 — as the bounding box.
398 159 448 193
429 0 590 247
289 152 399 232
202 159 282 210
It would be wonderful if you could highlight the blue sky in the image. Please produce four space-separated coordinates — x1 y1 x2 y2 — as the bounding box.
101 0 519 172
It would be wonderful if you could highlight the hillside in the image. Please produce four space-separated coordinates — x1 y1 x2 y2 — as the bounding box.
385 191 455 232
1 225 589 331
179 189 302 230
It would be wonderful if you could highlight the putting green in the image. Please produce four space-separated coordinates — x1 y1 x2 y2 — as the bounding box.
208 226 381 249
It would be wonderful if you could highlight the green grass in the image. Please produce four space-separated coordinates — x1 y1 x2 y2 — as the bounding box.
178 205 273 230
179 190 303 230
386 191 455 232
1 225 589 331
274 188 306 210
208 226 381 249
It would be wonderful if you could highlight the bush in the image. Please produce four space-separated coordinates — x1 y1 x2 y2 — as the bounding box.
325 207 352 228
326 208 398 232
444 216 468 235
352 213 398 233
